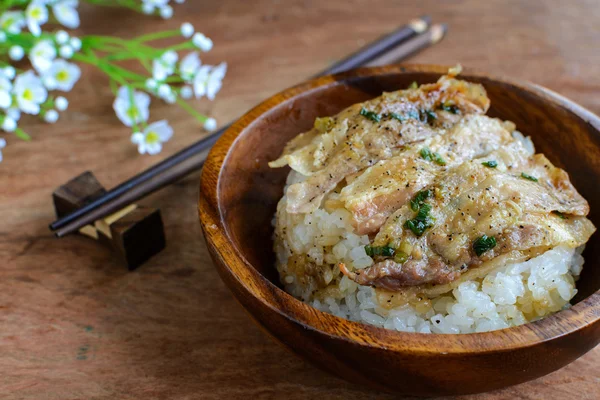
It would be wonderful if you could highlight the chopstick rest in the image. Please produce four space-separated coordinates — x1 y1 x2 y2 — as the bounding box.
52 171 166 270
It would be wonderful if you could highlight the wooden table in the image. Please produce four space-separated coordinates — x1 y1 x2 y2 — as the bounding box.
2 1 599 398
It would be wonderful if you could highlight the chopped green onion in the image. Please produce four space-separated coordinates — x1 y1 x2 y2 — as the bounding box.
359 107 380 122
416 203 432 220
439 102 460 114
388 112 407 122
521 172 538 182
404 203 435 237
407 110 420 119
552 210 567 219
387 110 420 122
408 81 418 89
313 117 334 133
394 251 409 264
410 189 433 211
420 147 446 166
482 160 498 168
420 110 437 124
365 245 395 258
473 235 497 256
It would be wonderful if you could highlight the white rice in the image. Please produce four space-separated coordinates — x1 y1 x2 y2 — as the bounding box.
274 168 585 334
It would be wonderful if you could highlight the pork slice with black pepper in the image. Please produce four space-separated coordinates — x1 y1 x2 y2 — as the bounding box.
269 71 491 214
341 151 595 291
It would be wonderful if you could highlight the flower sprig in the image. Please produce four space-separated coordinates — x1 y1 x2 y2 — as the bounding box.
0 0 227 162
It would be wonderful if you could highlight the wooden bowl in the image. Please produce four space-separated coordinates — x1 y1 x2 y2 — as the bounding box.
198 65 600 396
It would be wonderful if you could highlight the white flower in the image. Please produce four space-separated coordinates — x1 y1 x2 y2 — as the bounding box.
141 3 154 14
179 52 201 82
42 75 57 90
0 75 12 109
2 117 16 132
0 138 6 162
192 65 210 98
9 46 25 61
52 0 80 29
158 83 177 103
70 37 82 51
113 86 150 127
192 33 213 51
145 78 157 90
30 39 56 72
159 5 173 19
193 62 227 100
44 109 59 123
59 45 74 59
152 51 178 80
165 92 176 104
158 83 170 97
43 59 81 91
181 22 194 38
141 0 168 14
131 120 173 155
55 30 70 44
26 0 49 37
2 67 15 80
13 70 48 115
55 96 69 111
174 0 185 4
0 11 26 34
7 108 20 121
144 0 169 6
162 50 178 65
180 85 193 99
0 32 6 43
204 117 217 131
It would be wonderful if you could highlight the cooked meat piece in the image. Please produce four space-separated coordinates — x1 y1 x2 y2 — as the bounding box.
339 114 516 234
342 155 595 290
269 71 490 214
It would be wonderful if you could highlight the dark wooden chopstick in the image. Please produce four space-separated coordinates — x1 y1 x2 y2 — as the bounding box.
364 24 447 67
51 17 444 238
317 16 431 77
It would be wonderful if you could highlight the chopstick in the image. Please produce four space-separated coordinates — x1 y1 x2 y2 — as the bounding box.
51 18 446 238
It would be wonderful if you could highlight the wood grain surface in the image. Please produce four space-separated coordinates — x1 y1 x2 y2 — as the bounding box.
1 1 599 399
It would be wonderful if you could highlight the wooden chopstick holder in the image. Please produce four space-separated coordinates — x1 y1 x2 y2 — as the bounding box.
52 171 166 270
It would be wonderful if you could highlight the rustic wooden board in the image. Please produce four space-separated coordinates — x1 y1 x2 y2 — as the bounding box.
1 1 598 399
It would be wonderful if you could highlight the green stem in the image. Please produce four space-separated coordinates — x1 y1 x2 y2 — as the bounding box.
81 0 141 13
14 127 31 141
133 30 181 44
176 98 207 123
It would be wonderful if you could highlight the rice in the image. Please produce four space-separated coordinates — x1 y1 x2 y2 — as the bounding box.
273 168 585 334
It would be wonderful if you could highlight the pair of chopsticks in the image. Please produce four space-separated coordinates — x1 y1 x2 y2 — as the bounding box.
50 17 447 237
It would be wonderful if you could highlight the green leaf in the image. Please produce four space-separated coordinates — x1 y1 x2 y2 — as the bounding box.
482 160 498 168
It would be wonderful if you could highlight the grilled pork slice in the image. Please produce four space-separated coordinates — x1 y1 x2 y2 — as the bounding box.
338 114 516 235
269 71 490 214
341 152 594 291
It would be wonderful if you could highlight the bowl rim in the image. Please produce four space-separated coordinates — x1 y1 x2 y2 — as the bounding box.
199 64 600 354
